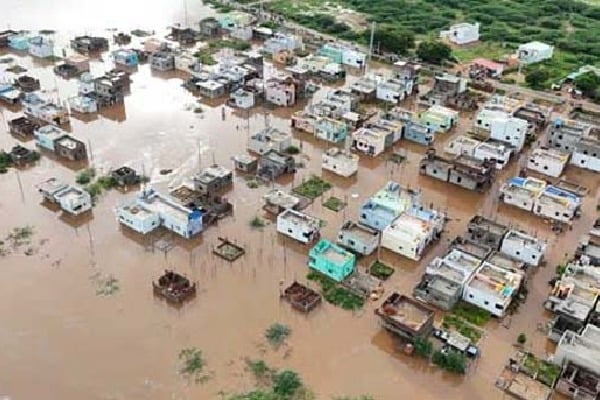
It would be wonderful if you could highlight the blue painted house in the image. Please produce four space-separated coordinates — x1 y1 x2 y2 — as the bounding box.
404 120 435 146
314 117 347 143
308 239 356 282
8 34 29 50
113 49 139 67
358 181 420 231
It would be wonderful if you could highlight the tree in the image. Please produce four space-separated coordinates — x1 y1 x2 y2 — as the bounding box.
273 370 302 398
517 333 527 345
413 337 433 357
574 71 600 98
525 68 550 90
416 41 452 64
370 24 414 54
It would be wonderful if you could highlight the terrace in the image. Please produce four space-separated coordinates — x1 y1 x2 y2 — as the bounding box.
375 293 435 340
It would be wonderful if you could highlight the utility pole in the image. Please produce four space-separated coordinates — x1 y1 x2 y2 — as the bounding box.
366 21 376 76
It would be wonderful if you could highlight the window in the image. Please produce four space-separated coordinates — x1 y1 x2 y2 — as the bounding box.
555 212 560 217
484 301 489 305
456 176 462 183
495 304 504 310
543 165 548 170
468 294 474 298
288 228 293 233
516 251 520 256
349 240 355 246
563 213 570 218
361 213 366 219
532 254 537 259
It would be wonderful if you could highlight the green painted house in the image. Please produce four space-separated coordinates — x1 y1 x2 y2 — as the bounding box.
308 239 356 282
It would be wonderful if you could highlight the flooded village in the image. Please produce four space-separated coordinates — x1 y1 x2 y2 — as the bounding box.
2 0 600 399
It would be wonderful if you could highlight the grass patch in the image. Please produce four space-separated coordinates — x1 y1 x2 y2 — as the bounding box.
89 272 119 296
265 323 291 348
323 196 345 212
442 314 484 343
521 352 560 386
76 168 96 184
369 260 394 281
178 347 211 384
452 302 491 326
432 349 467 374
293 175 332 199
307 270 364 310
284 145 300 155
453 42 509 63
250 216 266 228
210 38 251 52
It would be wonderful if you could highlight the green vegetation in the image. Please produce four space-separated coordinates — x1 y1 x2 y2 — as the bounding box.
265 323 291 348
0 152 12 174
76 168 96 184
90 272 119 296
178 347 211 384
307 270 364 310
555 264 568 276
246 359 274 385
521 353 561 386
284 145 301 155
323 196 345 212
293 175 332 199
517 333 527 345
452 302 491 326
260 21 280 30
416 41 452 65
195 49 217 65
413 336 434 357
250 216 266 228
204 0 233 12
574 71 600 101
525 68 551 90
441 314 484 343
432 350 467 374
210 38 251 52
453 42 508 63
368 260 394 281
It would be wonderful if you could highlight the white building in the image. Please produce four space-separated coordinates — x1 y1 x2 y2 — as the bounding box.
440 22 480 45
321 147 359 177
500 230 547 267
174 51 196 72
444 135 481 157
534 185 581 223
517 41 554 64
276 209 320 244
68 96 98 113
337 221 379 256
499 176 547 212
28 36 54 58
528 147 569 178
37 178 91 215
34 125 67 151
571 138 600 172
117 187 203 239
381 207 445 261
265 79 295 107
376 79 407 104
229 89 255 109
296 55 331 73
78 73 95 95
22 92 69 125
473 141 513 170
352 127 388 157
463 261 524 317
248 127 292 155
555 325 600 375
476 109 528 151
427 249 483 285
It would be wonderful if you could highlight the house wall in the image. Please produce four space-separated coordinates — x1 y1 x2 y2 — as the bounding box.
473 145 511 170
571 151 600 172
527 155 566 177
500 238 544 266
314 118 347 143
353 134 385 156
501 191 536 212
291 115 315 133
534 198 575 222
489 117 527 151
59 192 91 215
376 85 403 104
276 213 317 244
341 49 365 68
265 86 294 107
34 133 56 151
308 242 355 282
381 229 425 260
462 285 508 317
421 162 451 182
448 170 482 191
358 204 395 231
29 43 54 58
405 125 433 146
337 226 379 255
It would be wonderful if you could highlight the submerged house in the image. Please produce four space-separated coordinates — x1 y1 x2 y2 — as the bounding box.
22 92 69 125
555 361 600 400
418 105 458 133
475 109 529 152
321 148 358 177
527 147 569 178
263 188 301 215
34 125 86 161
28 36 54 58
14 75 41 93
380 206 445 261
8 117 39 138
276 209 320 244
256 150 295 181
308 239 356 282
554 325 600 382
466 215 509 250
500 230 546 267
534 185 582 223
8 34 29 51
375 293 435 341
571 137 600 173
68 96 98 113
248 127 292 155
462 260 524 317
150 48 175 71
117 187 203 239
318 43 366 69
37 178 92 215
265 75 296 107
351 124 398 157
232 154 258 173
94 70 130 106
419 149 494 192
113 49 139 67
192 165 233 196
415 248 483 310
314 117 348 143
420 73 468 108
359 181 419 231
71 35 109 54
499 176 547 213
337 220 380 256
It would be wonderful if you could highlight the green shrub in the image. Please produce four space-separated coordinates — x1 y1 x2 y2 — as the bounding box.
265 323 291 347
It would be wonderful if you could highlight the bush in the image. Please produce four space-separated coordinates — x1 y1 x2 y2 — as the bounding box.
265 323 291 347
413 336 433 357
417 41 452 65
432 350 467 374
525 68 550 90
273 370 302 397
76 168 96 185
284 145 300 155
250 216 266 228
517 333 527 345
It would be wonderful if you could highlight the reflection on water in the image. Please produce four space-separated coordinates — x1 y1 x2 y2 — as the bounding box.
0 2 599 400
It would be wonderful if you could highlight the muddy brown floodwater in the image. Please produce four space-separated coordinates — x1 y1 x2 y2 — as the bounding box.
1 1 599 399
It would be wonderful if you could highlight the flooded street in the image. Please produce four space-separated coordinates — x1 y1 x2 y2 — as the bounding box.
1 2 600 399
